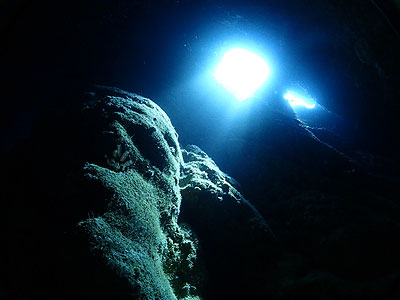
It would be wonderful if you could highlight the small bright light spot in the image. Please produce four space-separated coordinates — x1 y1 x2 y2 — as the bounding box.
213 48 270 101
284 91 316 109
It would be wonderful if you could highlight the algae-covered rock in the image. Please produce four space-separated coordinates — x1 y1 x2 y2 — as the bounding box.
179 144 276 299
78 86 202 300
76 87 276 299
180 144 274 238
4 86 274 299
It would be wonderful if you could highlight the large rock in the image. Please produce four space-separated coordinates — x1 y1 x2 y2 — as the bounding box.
4 86 400 300
77 87 201 300
4 86 273 300
179 144 276 299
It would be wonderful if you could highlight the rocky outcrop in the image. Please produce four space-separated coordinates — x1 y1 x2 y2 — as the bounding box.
77 87 202 300
78 87 280 299
4 86 400 300
3 86 276 300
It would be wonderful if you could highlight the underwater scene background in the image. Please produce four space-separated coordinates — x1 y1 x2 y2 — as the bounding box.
2 0 400 299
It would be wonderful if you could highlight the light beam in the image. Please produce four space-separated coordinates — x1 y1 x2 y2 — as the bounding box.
213 48 270 101
284 91 316 109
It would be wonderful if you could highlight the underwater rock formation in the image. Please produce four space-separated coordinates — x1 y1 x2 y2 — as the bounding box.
4 86 399 300
77 87 276 300
78 87 202 300
179 144 277 299
4 86 270 300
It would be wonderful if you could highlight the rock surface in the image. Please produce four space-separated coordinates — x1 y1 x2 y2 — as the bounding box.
4 86 274 300
3 86 400 300
78 87 201 300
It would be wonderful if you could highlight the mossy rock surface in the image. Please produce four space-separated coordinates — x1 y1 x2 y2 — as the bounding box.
78 86 202 300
